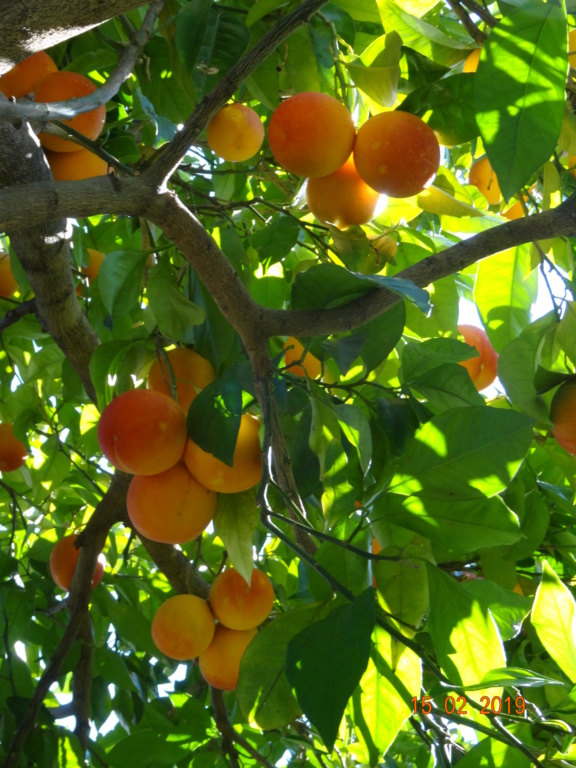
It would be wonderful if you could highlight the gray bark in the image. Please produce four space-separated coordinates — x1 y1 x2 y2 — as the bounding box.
0 0 148 72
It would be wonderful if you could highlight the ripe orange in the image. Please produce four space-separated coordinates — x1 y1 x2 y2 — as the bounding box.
469 156 501 205
0 424 28 472
503 198 525 220
0 252 18 298
46 147 108 180
82 249 105 282
49 534 105 591
151 594 215 661
463 48 481 73
458 324 499 391
209 568 274 630
34 71 106 153
198 624 257 690
147 348 216 412
551 380 576 455
284 337 322 379
306 154 380 229
127 462 217 544
97 389 188 475
0 51 58 98
184 413 262 493
353 111 440 198
268 91 356 178
206 104 264 162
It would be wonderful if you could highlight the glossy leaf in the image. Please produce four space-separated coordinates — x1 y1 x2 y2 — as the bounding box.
475 0 568 199
532 561 576 683
213 491 259 585
286 589 375 751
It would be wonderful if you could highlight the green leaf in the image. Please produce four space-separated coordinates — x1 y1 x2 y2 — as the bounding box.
352 629 422 765
237 603 329 729
531 561 576 683
194 9 251 96
309 531 371 602
347 32 402 108
377 0 469 67
475 245 538 350
454 724 534 768
147 259 205 342
399 74 479 147
497 312 556 422
427 564 506 692
402 337 483 381
186 365 243 465
390 407 535 499
332 403 372 475
251 215 300 265
174 0 212 75
246 0 289 27
461 579 532 642
409 364 486 411
98 250 148 318
107 729 196 767
384 493 521 552
286 589 375 751
475 0 568 200
477 667 567 689
91 590 157 657
374 545 429 631
213 491 259 585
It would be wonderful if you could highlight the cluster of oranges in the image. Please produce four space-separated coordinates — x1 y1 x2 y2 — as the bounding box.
0 51 108 181
152 567 274 690
206 91 441 229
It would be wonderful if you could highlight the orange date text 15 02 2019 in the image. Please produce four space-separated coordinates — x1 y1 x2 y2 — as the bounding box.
411 694 526 716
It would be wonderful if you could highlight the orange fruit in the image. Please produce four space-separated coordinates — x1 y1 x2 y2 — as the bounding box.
184 413 262 493
151 594 216 661
551 380 576 455
469 156 501 205
268 91 356 178
97 389 188 475
46 147 108 180
353 111 440 198
503 198 525 220
463 48 481 73
127 462 217 544
206 104 264 162
147 347 216 412
82 249 105 282
0 252 18 299
458 324 499 391
49 534 105 591
306 154 380 229
284 337 322 379
198 624 257 690
0 424 28 472
209 568 274 630
0 51 58 98
372 537 381 587
34 71 106 153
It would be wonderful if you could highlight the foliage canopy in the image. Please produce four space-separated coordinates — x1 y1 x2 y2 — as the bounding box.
2 0 576 767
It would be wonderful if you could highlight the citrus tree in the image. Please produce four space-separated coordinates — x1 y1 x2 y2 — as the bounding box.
2 0 576 766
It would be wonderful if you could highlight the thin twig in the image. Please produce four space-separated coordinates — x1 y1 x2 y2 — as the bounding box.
445 0 488 43
144 0 331 185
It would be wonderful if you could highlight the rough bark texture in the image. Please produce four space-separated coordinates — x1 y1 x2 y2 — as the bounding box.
0 119 100 400
0 0 148 72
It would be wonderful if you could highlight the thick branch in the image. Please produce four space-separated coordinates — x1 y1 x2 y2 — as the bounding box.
0 0 165 124
144 0 331 186
0 0 148 73
0 120 101 400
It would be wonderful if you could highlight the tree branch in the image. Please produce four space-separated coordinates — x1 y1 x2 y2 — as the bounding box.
144 0 331 187
0 0 165 125
0 0 149 72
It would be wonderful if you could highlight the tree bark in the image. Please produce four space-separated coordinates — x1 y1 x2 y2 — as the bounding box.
0 0 148 72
